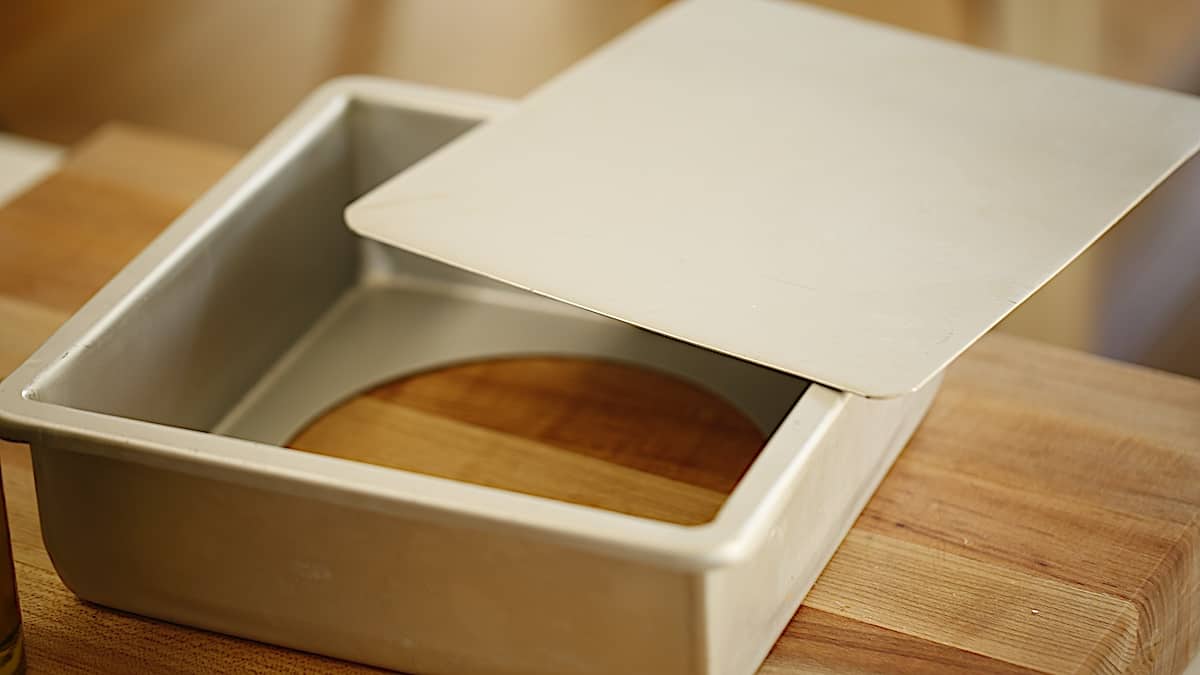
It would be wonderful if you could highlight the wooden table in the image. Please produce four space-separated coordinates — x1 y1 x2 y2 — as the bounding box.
1 125 1199 673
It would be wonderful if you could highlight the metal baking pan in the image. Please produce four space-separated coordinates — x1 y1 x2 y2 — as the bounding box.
0 77 938 674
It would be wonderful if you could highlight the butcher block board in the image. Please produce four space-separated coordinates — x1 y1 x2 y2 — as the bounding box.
1 124 1199 673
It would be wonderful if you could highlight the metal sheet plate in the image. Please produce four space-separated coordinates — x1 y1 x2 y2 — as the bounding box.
347 0 1200 397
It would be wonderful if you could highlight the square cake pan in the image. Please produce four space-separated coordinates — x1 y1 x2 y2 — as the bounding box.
0 77 940 674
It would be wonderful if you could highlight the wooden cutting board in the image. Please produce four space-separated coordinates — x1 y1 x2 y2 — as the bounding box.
288 355 766 526
1 124 1199 674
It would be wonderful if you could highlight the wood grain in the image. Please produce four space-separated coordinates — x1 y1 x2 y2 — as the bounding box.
289 356 765 525
1 125 1199 673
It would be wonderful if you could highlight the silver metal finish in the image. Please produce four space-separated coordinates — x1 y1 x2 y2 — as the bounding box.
348 0 1200 398
0 77 938 674
213 274 806 444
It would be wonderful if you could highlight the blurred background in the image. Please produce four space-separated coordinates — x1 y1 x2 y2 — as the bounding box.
2 0 1199 378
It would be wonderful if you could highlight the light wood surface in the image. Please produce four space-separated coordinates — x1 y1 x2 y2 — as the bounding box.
289 356 765 526
1 125 1200 673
